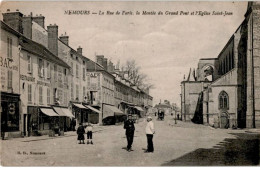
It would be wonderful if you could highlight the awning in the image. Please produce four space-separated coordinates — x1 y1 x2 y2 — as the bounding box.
61 108 75 118
53 107 67 116
73 103 87 109
104 105 125 116
40 108 59 117
134 106 144 112
85 105 101 114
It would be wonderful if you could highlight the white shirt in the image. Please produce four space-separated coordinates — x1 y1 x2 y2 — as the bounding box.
145 121 155 134
86 126 93 132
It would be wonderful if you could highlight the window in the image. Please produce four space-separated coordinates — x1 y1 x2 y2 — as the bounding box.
54 64 57 81
28 84 32 103
27 55 32 73
64 68 68 84
39 86 43 104
71 83 74 100
70 62 73 75
83 67 85 80
76 64 79 78
83 86 86 98
58 89 63 104
46 62 51 78
47 88 50 104
38 58 44 77
76 85 79 100
98 75 100 87
7 70 12 89
87 75 90 87
53 88 57 103
7 37 12 59
219 91 229 110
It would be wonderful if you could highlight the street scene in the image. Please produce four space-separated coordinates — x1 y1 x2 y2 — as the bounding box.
0 1 260 166
1 115 259 166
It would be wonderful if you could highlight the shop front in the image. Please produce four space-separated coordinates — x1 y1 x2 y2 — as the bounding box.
53 106 74 132
102 104 126 125
1 92 20 139
27 106 61 136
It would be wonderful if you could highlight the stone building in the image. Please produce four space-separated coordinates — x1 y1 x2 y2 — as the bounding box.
181 2 260 128
1 10 73 138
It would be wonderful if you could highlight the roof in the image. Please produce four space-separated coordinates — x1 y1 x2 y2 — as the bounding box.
154 104 172 109
1 21 70 68
20 37 70 68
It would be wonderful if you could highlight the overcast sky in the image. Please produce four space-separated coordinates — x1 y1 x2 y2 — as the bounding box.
0 1 248 106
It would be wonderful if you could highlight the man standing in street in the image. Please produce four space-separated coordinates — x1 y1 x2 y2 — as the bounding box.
145 116 155 153
124 114 135 152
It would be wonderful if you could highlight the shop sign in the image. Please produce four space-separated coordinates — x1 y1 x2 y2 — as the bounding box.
87 72 100 77
20 74 35 82
8 103 16 115
0 56 18 71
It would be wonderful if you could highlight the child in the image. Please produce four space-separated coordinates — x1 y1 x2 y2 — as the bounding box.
77 123 85 144
86 123 93 144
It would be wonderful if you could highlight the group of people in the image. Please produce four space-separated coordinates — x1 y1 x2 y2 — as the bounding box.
76 115 155 153
124 115 155 153
77 123 93 144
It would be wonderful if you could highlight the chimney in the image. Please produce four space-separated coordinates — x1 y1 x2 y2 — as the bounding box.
22 15 32 39
32 14 45 28
47 24 58 56
59 32 69 45
96 55 104 66
108 61 114 72
77 46 82 55
103 58 108 70
3 10 23 34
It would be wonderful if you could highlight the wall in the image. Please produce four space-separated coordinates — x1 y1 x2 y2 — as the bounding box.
32 21 48 48
0 28 20 94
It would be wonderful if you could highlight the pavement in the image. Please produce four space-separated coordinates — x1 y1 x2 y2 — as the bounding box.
1 115 259 166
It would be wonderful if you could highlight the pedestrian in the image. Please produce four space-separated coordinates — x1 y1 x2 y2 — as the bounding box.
124 114 135 152
86 123 93 145
77 123 85 144
145 116 155 153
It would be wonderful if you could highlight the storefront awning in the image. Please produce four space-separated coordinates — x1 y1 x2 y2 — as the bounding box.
134 106 144 112
73 103 87 109
61 108 75 118
104 105 125 116
85 105 101 114
40 108 59 117
53 107 67 117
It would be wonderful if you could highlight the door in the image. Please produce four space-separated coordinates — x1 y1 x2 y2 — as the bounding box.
220 113 229 129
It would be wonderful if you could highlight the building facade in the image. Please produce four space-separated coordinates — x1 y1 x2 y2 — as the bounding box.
181 2 260 128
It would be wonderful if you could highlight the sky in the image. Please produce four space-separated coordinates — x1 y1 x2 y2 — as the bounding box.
0 1 248 107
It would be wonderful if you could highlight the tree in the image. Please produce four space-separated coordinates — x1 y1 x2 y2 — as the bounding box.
121 59 154 90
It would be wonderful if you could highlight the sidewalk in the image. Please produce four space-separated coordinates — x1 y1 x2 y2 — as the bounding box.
6 125 106 142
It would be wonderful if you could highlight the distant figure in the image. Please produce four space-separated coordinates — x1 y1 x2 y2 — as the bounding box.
77 123 85 144
86 123 93 144
124 114 135 152
71 118 76 131
155 112 157 116
145 116 155 153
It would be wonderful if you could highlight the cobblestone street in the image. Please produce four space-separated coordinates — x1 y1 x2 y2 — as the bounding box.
1 115 259 166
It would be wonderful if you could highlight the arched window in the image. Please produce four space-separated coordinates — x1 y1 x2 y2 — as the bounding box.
219 91 229 110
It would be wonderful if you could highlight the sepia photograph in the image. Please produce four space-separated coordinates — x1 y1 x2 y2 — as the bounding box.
0 0 259 166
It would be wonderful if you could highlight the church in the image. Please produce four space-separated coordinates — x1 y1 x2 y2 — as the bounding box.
181 2 260 129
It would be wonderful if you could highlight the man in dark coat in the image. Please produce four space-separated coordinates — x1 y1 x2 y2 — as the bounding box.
77 123 85 144
124 114 135 152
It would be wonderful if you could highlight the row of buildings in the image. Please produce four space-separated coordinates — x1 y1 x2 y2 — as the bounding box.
181 2 260 129
0 9 153 138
